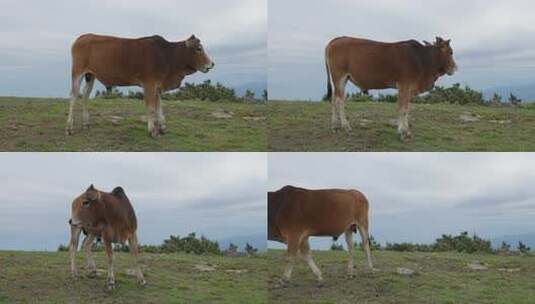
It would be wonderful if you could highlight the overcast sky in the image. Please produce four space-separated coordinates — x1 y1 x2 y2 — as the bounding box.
0 153 267 251
0 0 266 97
268 153 535 249
269 0 535 100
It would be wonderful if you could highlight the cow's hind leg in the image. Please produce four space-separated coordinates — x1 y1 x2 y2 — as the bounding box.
143 85 160 138
65 73 84 135
81 74 95 130
128 233 147 286
300 237 323 285
281 234 299 285
344 228 355 278
157 96 166 134
333 74 351 132
69 226 82 277
396 87 413 142
103 237 115 290
82 234 96 278
357 222 374 270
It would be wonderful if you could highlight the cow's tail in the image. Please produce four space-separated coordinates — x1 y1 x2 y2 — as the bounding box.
324 47 333 102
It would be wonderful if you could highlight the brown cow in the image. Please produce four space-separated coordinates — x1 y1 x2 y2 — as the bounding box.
268 185 373 285
325 36 457 141
68 184 145 290
66 34 215 137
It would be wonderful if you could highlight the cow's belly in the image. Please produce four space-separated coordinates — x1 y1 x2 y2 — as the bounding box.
93 73 141 88
349 73 396 90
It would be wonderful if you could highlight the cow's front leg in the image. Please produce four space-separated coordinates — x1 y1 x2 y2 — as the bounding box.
82 234 96 278
396 88 412 142
129 233 147 286
103 238 115 290
81 75 95 130
69 225 82 277
157 96 166 134
143 85 160 138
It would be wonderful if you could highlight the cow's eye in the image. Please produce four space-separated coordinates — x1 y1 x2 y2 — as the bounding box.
196 46 202 52
82 200 91 208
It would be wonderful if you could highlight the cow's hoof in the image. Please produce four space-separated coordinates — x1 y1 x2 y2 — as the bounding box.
316 280 325 288
87 271 97 279
138 279 147 287
346 273 355 279
341 124 352 133
105 281 115 291
71 271 79 279
278 278 289 288
65 128 74 136
149 130 160 138
158 127 166 135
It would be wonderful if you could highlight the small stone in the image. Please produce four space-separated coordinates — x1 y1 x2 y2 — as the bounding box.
467 261 488 270
397 267 414 276
211 109 234 119
194 264 217 272
459 112 480 123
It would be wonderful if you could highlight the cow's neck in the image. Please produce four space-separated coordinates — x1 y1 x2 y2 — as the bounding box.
171 42 196 74
429 48 446 79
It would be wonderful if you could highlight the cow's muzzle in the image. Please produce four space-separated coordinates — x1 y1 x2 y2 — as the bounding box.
201 62 215 73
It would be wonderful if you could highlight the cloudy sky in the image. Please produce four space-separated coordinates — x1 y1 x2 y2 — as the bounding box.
0 0 266 97
268 153 535 249
0 153 267 251
269 0 535 100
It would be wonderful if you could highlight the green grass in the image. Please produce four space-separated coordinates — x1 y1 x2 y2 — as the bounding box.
0 97 266 151
268 101 535 151
268 249 535 304
0 251 268 303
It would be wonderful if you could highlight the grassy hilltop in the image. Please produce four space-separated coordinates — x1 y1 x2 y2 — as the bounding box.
0 97 266 151
0 251 268 303
268 101 535 151
268 249 535 304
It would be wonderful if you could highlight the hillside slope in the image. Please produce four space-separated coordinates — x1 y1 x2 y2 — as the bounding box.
268 101 535 151
0 251 268 303
268 249 535 304
0 97 266 151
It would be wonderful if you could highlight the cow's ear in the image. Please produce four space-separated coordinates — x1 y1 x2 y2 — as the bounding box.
87 184 95 191
186 35 196 48
423 40 432 46
446 39 451 45
435 37 444 45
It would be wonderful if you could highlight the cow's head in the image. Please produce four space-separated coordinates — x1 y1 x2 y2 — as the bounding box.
69 184 103 228
433 37 457 76
185 35 214 73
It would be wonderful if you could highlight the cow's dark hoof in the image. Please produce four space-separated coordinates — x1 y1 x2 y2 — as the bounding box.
158 127 166 135
278 278 290 288
149 130 160 138
346 273 356 279
138 279 147 287
316 280 325 288
105 281 115 291
65 128 74 136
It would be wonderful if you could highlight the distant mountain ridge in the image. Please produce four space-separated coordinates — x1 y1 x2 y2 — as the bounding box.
491 233 535 249
483 83 535 102
217 233 266 252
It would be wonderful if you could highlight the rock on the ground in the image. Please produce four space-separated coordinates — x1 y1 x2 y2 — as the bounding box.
110 116 123 125
397 267 415 276
211 109 234 119
467 261 488 270
243 116 266 121
194 264 217 272
459 112 481 123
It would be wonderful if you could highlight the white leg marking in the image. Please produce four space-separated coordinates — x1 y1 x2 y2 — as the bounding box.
345 230 355 276
66 75 83 135
81 77 95 129
69 226 82 276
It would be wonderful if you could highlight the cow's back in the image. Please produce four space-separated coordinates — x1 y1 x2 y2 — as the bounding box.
102 190 138 242
326 36 427 90
273 186 368 238
71 34 170 86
